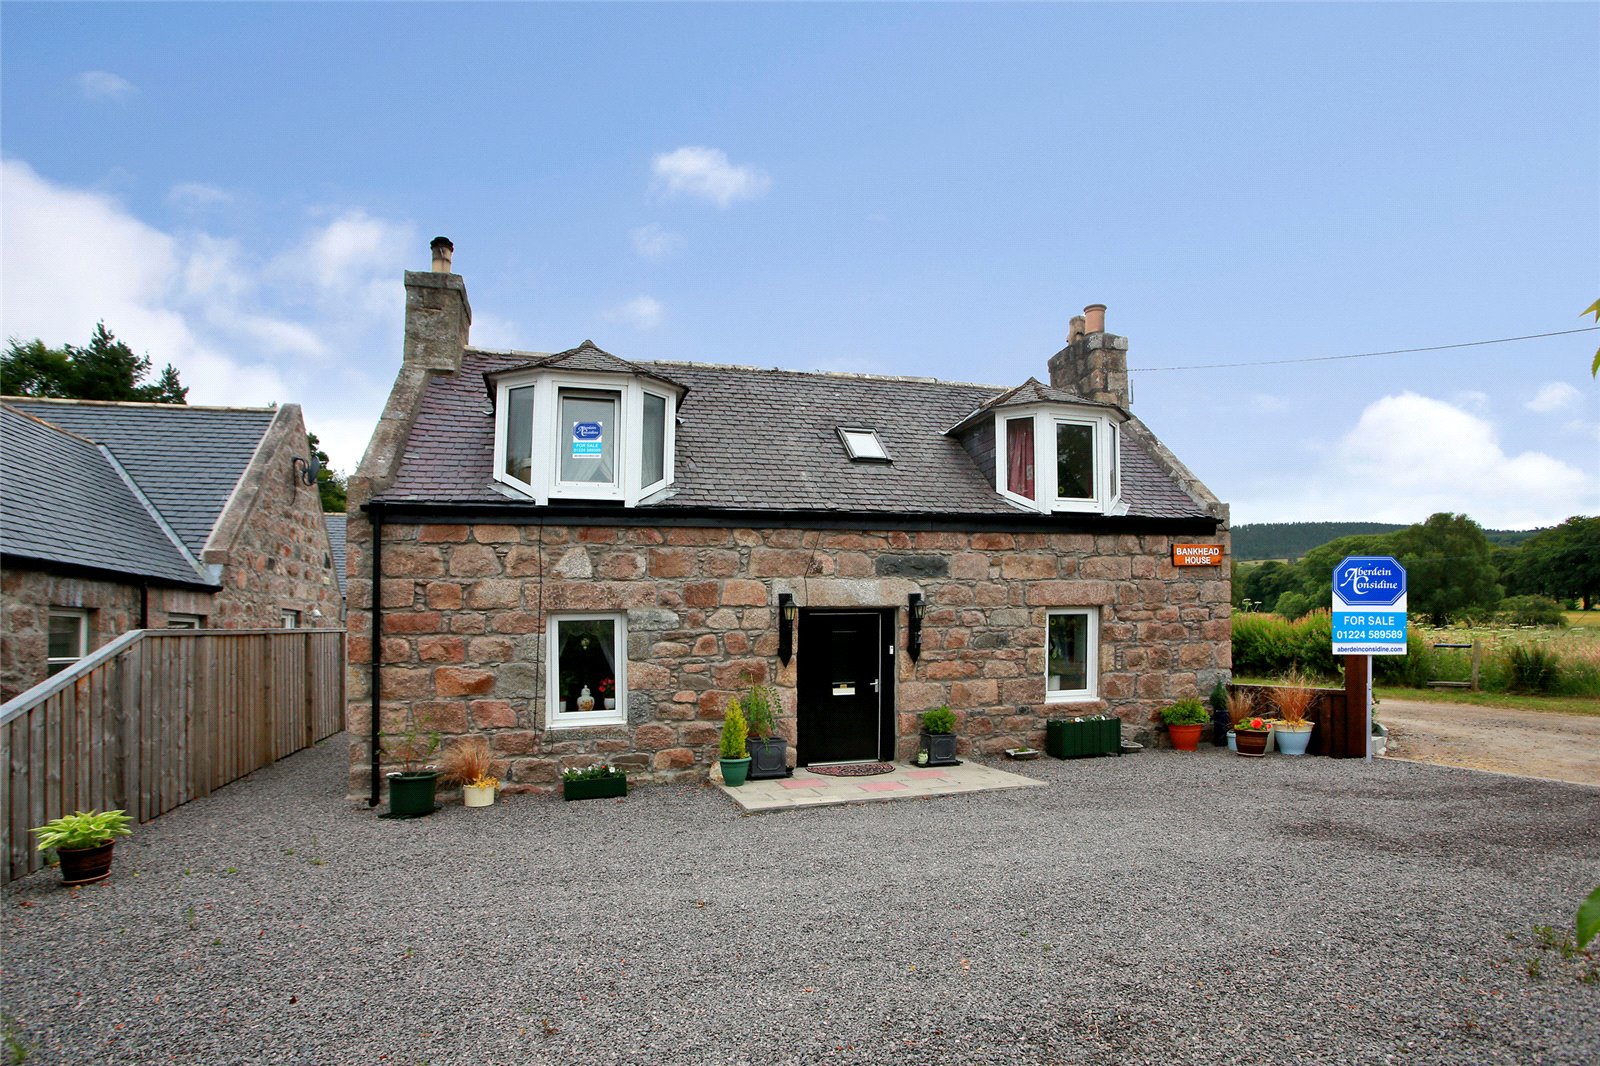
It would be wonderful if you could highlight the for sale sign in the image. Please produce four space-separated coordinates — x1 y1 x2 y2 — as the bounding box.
1331 556 1407 656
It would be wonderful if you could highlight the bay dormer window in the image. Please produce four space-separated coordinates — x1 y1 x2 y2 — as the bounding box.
490 344 682 506
993 404 1123 515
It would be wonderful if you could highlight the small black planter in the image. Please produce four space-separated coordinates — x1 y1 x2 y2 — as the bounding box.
919 730 959 766
1210 708 1232 748
384 771 441 818
747 737 791 779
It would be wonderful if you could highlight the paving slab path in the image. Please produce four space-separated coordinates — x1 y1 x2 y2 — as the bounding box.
1381 697 1600 786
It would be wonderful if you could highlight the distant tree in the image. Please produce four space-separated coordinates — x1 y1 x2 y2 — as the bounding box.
1391 513 1502 625
1237 560 1299 612
1 323 188 403
307 432 347 513
1500 516 1600 610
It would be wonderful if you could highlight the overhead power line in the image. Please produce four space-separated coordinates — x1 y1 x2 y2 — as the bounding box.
1129 326 1600 373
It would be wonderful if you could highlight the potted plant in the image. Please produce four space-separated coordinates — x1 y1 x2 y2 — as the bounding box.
1271 671 1316 757
1234 715 1274 757
597 677 616 710
440 735 499 807
719 696 752 787
744 682 789 780
30 809 132 885
383 726 441 818
1225 690 1254 753
561 763 628 801
1158 698 1209 751
920 706 959 766
1208 681 1231 748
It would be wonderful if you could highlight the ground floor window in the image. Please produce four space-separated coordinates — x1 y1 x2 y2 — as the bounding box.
47 609 88 676
281 609 301 629
547 614 626 727
1045 608 1098 702
166 614 204 629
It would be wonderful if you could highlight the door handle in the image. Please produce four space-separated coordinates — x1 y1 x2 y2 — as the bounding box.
871 678 880 693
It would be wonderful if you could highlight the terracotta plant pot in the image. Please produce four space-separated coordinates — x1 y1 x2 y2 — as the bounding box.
1167 723 1203 751
57 841 116 885
1235 729 1271 757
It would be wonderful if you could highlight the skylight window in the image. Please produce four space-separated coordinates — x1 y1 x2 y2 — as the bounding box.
838 428 890 463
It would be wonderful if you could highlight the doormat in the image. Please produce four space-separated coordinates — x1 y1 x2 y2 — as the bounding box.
807 762 895 778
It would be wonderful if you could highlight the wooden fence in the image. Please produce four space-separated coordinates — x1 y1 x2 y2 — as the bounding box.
0 628 345 885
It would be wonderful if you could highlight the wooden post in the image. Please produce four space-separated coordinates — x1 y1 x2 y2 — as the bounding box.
1342 654 1371 760
1471 641 1481 692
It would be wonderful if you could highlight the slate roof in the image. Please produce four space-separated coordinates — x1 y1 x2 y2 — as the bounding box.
0 405 213 586
379 349 1212 520
323 513 347 595
483 340 686 395
5 399 276 556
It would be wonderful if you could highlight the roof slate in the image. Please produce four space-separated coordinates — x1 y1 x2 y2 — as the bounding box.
0 405 212 586
323 513 347 595
5 400 276 555
380 350 1211 521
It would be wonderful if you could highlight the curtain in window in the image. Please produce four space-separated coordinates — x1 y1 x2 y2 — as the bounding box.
1006 417 1035 499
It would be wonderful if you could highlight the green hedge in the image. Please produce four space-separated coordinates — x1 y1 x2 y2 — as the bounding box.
1231 611 1337 678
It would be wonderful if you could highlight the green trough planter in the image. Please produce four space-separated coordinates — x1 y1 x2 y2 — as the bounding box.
1047 716 1121 759
563 774 628 801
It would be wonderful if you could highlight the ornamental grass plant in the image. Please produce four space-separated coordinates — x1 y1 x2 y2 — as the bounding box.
439 736 498 790
1272 669 1316 729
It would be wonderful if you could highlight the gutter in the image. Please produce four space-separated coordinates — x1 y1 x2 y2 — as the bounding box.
367 499 384 808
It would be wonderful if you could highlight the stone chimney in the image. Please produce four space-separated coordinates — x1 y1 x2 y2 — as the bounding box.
403 237 471 373
1048 302 1129 408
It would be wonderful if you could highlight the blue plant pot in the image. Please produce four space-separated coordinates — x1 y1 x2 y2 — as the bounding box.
1276 725 1314 756
1226 730 1237 753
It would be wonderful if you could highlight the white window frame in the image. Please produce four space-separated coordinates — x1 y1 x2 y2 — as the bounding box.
837 427 891 463
46 609 89 676
281 609 301 629
1044 607 1099 704
492 371 678 506
166 614 205 630
994 405 1122 515
546 613 628 729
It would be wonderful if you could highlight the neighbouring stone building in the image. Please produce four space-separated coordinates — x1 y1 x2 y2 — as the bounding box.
346 238 1230 799
0 398 344 702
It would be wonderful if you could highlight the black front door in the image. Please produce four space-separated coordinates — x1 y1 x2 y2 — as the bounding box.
797 611 892 764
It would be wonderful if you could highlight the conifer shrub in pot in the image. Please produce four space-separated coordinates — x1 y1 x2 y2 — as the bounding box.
1158 698 1209 751
743 682 790 779
30 809 132 885
920 705 959 766
719 696 752 787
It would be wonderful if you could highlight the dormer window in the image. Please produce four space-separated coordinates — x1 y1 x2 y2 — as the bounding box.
992 404 1123 514
490 342 682 506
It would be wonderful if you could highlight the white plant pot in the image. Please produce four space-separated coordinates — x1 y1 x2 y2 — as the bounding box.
603 698 615 710
463 784 495 808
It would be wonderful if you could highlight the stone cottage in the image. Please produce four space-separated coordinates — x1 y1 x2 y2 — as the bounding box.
346 238 1229 800
0 398 344 701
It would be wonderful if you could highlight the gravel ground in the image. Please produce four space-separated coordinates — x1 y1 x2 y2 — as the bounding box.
4 736 1598 1065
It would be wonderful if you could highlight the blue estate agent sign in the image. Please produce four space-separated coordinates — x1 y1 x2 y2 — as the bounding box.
571 421 603 458
1331 556 1407 656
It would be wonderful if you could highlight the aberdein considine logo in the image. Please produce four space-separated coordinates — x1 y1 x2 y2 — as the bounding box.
1332 556 1406 607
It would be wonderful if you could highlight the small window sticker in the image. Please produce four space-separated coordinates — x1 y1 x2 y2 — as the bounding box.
571 421 603 458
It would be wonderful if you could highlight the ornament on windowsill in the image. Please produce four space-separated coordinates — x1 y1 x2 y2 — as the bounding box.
577 685 595 712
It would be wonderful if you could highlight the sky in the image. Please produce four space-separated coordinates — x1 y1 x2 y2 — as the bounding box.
2 2 1596 530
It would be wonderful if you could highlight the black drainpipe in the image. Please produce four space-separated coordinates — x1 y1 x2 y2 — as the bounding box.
139 581 150 628
367 500 385 808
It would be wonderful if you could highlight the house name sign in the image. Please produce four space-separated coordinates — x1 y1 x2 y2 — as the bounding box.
1331 555 1407 656
1171 544 1223 567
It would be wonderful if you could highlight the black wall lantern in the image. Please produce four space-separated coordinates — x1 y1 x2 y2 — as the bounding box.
907 592 925 662
778 592 797 665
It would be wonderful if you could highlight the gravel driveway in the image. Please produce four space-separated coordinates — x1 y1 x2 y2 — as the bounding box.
4 736 1598 1065
1382 697 1600 787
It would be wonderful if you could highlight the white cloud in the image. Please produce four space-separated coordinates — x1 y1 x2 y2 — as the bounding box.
631 223 682 259
608 296 664 330
168 182 233 208
651 146 770 208
0 159 415 474
76 71 136 101
1232 391 1593 529
1525 381 1581 414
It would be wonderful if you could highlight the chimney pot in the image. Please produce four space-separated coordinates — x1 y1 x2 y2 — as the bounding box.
1083 303 1106 334
430 236 455 274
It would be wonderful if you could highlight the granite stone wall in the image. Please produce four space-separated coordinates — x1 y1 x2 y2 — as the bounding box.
345 517 1230 797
